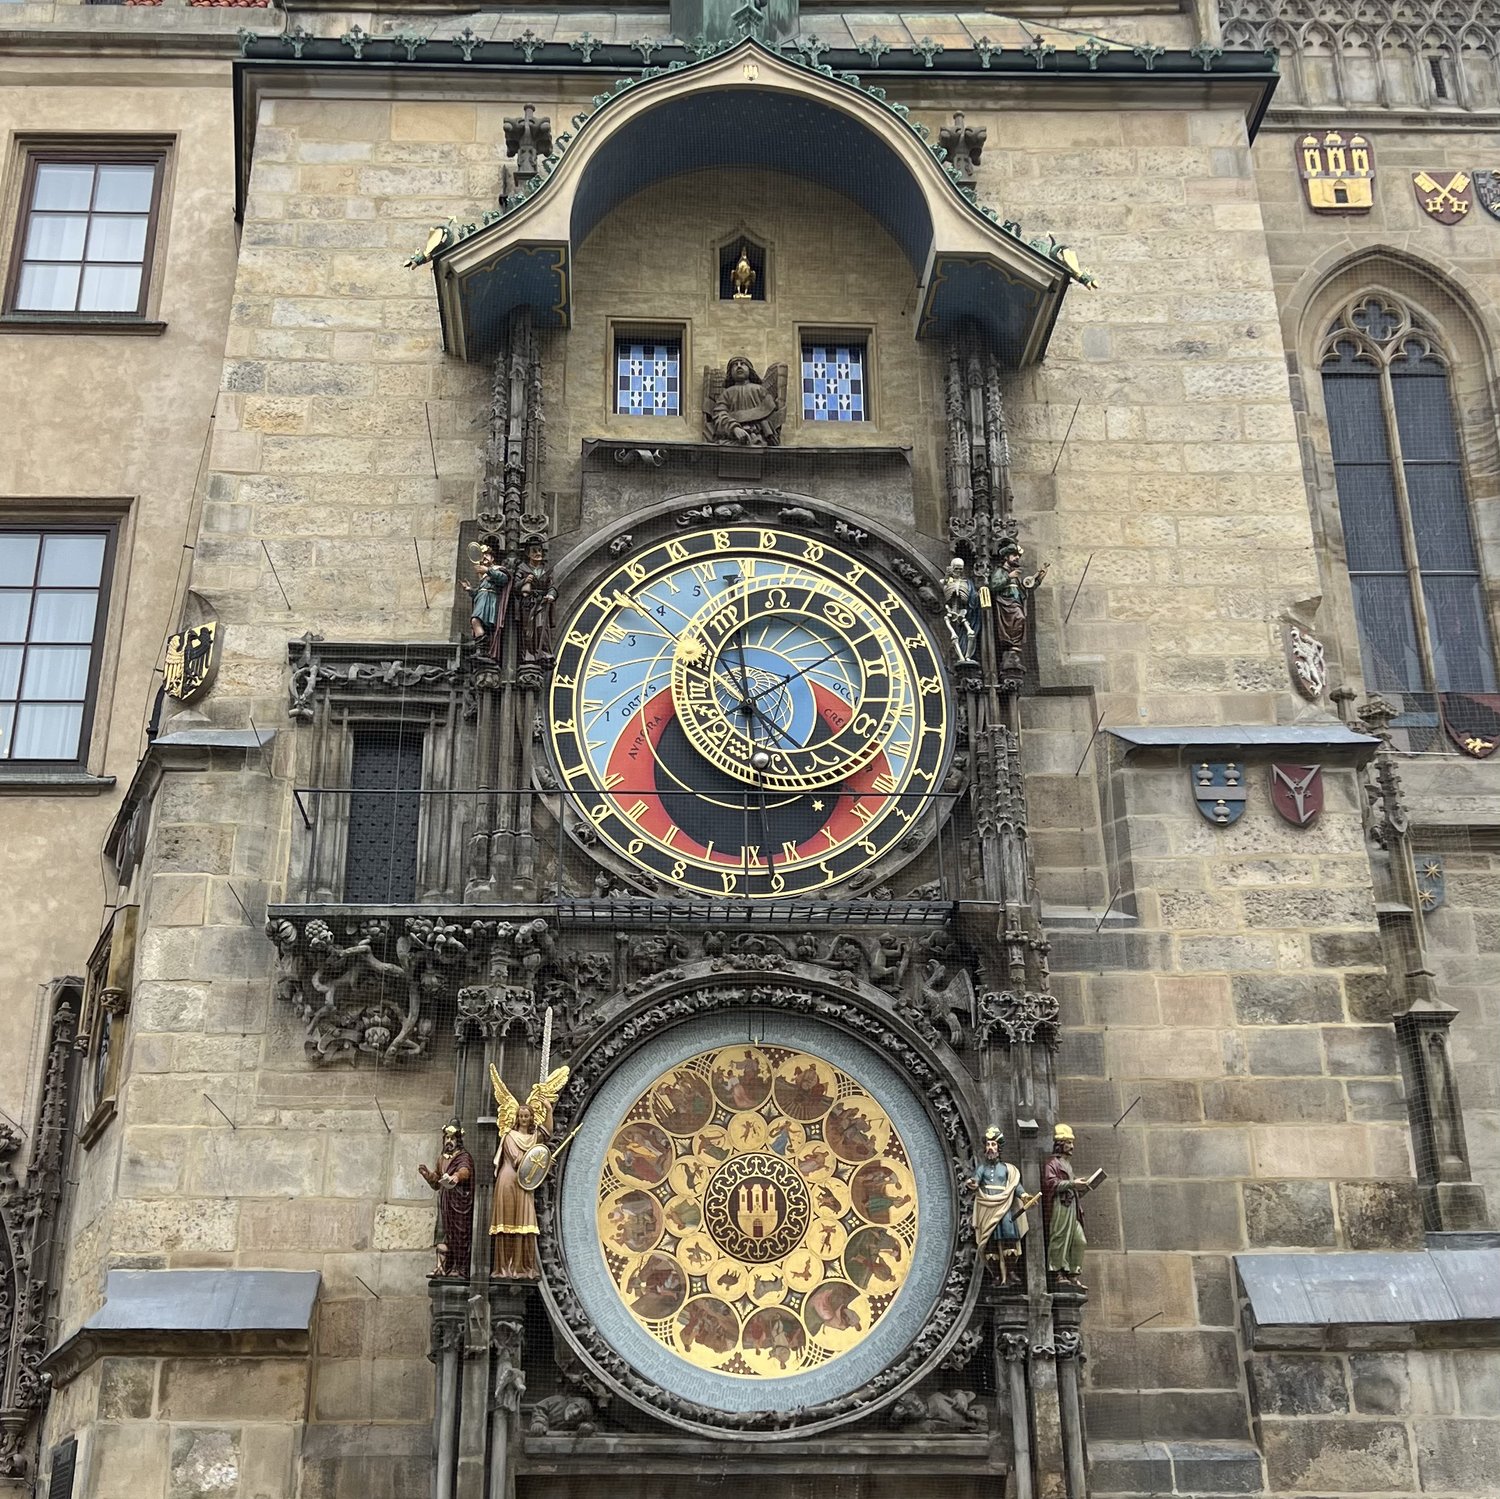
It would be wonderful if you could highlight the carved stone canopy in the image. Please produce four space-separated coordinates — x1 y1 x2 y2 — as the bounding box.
430 41 1074 363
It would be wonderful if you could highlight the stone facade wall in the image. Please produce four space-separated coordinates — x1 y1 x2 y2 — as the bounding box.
1256 123 1500 1212
1248 1345 1500 1495
0 58 237 1154
1052 754 1415 1444
8 23 1499 1499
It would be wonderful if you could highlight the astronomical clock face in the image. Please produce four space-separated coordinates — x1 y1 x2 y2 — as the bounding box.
596 1044 917 1379
549 525 950 897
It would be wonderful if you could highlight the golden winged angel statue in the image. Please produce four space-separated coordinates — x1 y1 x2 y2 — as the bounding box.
488 1062 570 1279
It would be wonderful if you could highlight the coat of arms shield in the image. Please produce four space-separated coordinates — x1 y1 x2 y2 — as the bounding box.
1440 691 1500 758
162 621 219 705
1413 170 1473 225
1474 169 1500 222
1270 763 1323 826
1192 762 1246 825
1415 855 1446 913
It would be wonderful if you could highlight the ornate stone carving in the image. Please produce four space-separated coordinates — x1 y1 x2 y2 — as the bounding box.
901 958 976 1049
938 113 986 184
1219 0 1500 110
702 357 787 446
267 915 562 1064
975 989 1061 1048
998 1330 1029 1363
0 998 78 1478
1286 622 1327 700
941 1326 985 1371
288 635 471 721
1357 695 1410 850
504 105 553 179
889 1388 988 1432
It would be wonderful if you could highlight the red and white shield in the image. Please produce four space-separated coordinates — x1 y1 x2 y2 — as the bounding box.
1270 764 1323 826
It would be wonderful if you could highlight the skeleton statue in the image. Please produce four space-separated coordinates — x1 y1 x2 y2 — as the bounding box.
943 558 982 666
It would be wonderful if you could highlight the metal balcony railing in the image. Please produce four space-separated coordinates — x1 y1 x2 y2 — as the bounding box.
286 785 966 925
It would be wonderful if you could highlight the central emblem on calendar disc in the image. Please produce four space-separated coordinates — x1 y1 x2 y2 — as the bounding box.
704 1154 810 1263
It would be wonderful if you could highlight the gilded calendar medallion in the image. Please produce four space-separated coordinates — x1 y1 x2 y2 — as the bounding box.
594 1044 919 1378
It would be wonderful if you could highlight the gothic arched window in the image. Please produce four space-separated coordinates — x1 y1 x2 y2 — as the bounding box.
1320 295 1499 751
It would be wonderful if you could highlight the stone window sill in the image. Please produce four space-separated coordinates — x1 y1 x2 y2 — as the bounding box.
0 316 166 337
78 1097 117 1150
0 770 117 794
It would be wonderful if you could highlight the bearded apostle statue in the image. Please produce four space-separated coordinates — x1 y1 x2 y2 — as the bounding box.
967 1126 1033 1285
418 1121 476 1278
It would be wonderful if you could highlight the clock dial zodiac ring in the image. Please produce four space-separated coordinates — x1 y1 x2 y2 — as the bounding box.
549 525 950 899
597 1044 918 1379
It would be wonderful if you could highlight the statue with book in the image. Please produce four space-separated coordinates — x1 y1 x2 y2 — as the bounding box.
1041 1123 1105 1287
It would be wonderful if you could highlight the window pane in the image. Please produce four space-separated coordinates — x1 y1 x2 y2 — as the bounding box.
0 535 39 587
0 704 11 759
615 340 681 417
0 647 20 699
1333 466 1405 572
1425 574 1498 691
16 262 80 312
79 264 142 313
21 645 91 700
1406 465 1480 572
85 215 147 263
802 343 867 422
1323 370 1390 461
0 592 31 642
93 164 156 212
11 702 83 759
31 590 97 643
1393 361 1461 459
38 534 106 586
32 164 95 211
24 213 87 262
1352 574 1425 692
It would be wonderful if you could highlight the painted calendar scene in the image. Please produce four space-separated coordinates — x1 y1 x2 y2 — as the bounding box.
594 1044 919 1376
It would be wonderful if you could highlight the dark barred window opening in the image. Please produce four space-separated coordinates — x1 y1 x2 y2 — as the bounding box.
345 723 425 902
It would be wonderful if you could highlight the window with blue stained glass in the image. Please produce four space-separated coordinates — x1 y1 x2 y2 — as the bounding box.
801 341 867 422
615 339 681 417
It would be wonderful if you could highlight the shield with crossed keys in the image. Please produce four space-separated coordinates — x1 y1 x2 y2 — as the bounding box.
1269 764 1323 827
1412 170 1472 225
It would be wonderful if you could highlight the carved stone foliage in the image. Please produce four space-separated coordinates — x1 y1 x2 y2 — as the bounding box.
975 989 1062 1048
535 976 981 1436
1 997 78 1479
611 925 982 1052
266 914 592 1064
287 635 474 721
1219 0 1500 110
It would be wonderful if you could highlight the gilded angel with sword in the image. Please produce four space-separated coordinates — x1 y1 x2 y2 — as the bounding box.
488 1062 570 1279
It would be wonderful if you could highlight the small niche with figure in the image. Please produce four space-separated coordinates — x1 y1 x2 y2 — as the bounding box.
718 235 767 302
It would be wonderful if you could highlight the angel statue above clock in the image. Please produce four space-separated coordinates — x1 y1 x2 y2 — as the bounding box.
704 355 786 446
489 1062 571 1279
